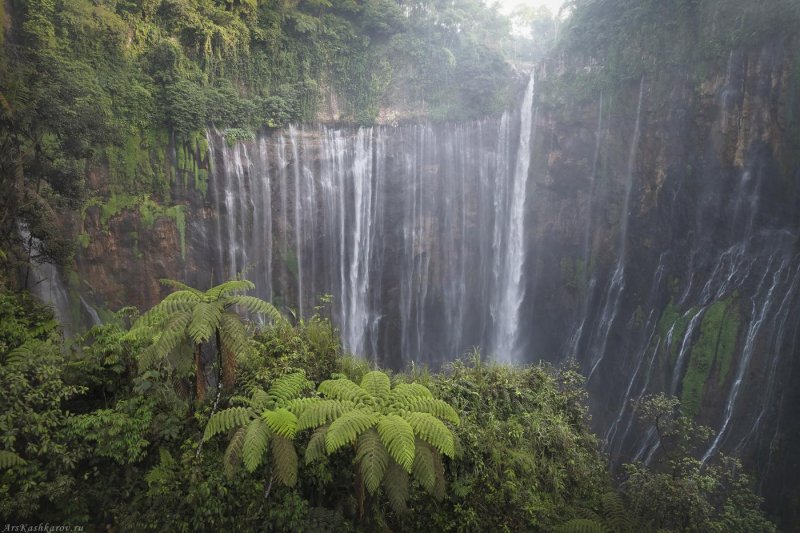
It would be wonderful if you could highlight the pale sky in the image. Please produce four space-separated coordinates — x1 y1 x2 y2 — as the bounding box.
492 0 565 17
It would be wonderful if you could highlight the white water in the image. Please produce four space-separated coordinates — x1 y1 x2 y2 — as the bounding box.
492 75 535 362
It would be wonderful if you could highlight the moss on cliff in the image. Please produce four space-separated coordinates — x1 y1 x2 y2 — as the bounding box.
681 294 740 417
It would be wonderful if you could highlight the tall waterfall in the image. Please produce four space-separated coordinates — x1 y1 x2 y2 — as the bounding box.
205 80 536 366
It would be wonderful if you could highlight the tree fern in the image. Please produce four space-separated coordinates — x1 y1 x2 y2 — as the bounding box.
356 429 389 494
383 461 410 514
268 372 313 403
361 371 391 398
262 408 298 439
377 414 415 472
242 418 271 472
293 370 459 514
204 407 252 441
202 373 309 485
272 435 298 486
305 426 328 465
127 278 283 400
318 378 371 403
223 426 247 478
325 408 380 453
296 399 350 431
403 412 455 458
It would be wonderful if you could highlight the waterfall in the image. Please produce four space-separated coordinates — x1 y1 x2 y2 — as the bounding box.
492 75 535 362
204 77 537 366
586 77 645 381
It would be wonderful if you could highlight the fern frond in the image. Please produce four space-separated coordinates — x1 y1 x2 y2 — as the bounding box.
262 408 298 439
406 397 460 425
137 311 192 369
283 397 321 415
0 450 25 469
219 311 252 359
226 295 285 324
205 279 256 299
305 426 328 465
296 399 352 431
203 407 252 441
223 427 247 478
319 378 371 404
5 342 36 366
361 371 391 398
243 417 271 472
272 435 298 487
159 279 203 295
188 301 222 344
249 388 272 410
383 461 410 514
430 444 446 500
325 409 379 453
553 519 609 533
601 491 632 532
377 414 415 473
403 412 455 458
356 428 389 495
268 372 312 404
411 443 436 493
389 383 434 404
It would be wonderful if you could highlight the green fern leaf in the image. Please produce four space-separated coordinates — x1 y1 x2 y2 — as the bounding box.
407 397 460 425
272 435 298 486
219 311 252 358
188 301 222 344
268 372 312 404
223 427 247 478
262 408 298 439
389 383 434 404
203 407 252 441
305 426 328 465
411 443 436 493
403 412 455 457
0 450 25 468
601 491 632 532
383 461 410 514
249 388 272 410
361 371 391 398
284 397 321 414
296 399 352 431
356 428 389 495
243 417 271 472
205 279 255 300
553 519 609 533
226 295 285 324
377 414 415 473
325 408 379 453
138 311 192 369
159 279 203 295
319 378 371 404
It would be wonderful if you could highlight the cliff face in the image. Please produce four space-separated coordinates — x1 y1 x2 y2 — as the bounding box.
61 35 800 524
526 37 800 522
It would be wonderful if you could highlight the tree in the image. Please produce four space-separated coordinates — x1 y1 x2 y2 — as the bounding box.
201 372 313 486
126 279 284 402
297 370 460 516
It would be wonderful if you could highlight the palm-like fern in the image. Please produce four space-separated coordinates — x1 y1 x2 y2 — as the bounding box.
296 371 460 514
0 450 25 469
203 372 312 485
126 279 284 401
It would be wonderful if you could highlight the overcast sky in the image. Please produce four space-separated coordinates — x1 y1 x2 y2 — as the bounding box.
492 0 565 16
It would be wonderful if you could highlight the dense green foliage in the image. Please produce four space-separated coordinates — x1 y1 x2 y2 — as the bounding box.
0 285 775 530
0 0 523 283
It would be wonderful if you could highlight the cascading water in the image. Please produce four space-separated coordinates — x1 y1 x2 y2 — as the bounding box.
203 77 537 366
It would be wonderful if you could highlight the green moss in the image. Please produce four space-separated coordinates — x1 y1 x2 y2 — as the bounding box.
77 232 90 249
657 301 695 364
681 295 740 417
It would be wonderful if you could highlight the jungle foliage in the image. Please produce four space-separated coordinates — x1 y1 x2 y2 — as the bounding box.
0 286 776 531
